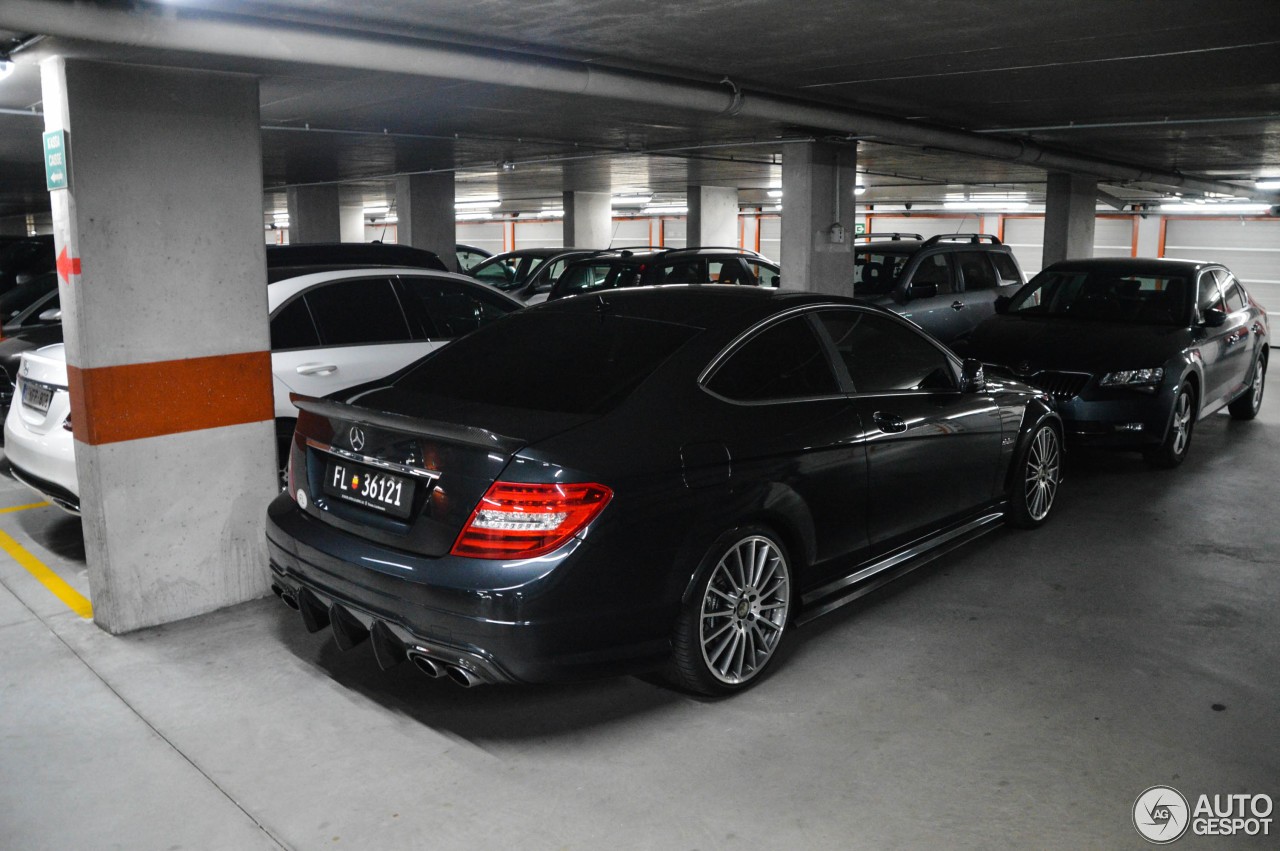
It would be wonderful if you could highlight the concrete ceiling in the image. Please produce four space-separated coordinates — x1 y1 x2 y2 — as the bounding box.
1 0 1279 224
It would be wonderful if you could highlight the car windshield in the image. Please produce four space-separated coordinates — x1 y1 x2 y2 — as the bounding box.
1008 270 1191 325
853 251 910 296
394 311 701 414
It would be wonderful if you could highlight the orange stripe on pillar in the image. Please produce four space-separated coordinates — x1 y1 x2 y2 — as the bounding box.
67 351 274 445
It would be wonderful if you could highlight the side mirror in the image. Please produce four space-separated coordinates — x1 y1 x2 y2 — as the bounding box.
38 308 62 322
1202 307 1227 328
994 295 1012 315
907 282 938 300
961 358 986 393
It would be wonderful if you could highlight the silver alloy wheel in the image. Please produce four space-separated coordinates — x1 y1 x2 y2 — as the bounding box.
698 535 791 685
1024 426 1061 522
1171 389 1192 456
1251 360 1265 414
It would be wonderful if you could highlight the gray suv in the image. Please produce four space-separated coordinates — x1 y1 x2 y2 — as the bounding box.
852 233 1024 342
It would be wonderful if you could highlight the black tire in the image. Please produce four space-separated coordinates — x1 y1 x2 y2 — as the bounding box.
1006 422 1062 529
1228 351 1266 420
1145 382 1195 468
667 526 793 696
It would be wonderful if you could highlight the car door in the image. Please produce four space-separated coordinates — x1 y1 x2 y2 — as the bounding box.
702 311 870 575
1212 269 1257 404
271 276 428 409
954 250 1004 336
1192 269 1241 413
895 252 963 341
815 308 1002 551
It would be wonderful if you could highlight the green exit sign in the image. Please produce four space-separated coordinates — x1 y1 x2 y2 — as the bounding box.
44 130 69 191
854 222 866 235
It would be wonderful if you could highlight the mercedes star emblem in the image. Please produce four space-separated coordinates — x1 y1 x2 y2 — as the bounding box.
348 426 366 452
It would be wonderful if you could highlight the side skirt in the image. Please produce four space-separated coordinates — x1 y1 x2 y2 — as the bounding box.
796 510 1005 625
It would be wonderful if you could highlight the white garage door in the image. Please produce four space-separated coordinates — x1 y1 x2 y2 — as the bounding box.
611 217 652 248
1001 216 1135 278
457 221 506 255
865 214 983 242
1163 217 1280 324
513 219 562 249
759 215 780 262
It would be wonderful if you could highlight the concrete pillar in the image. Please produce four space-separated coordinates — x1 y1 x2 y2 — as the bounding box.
339 204 365 243
687 185 739 247
563 191 611 249
41 57 276 634
780 143 858 294
285 184 340 243
1042 172 1098 266
395 172 456 271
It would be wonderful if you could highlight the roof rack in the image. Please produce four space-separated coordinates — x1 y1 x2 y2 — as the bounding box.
921 233 1002 246
854 232 924 242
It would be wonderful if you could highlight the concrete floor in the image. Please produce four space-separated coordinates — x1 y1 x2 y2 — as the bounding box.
1 388 1278 851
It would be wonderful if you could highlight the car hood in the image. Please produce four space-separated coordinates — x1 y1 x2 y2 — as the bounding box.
957 315 1192 372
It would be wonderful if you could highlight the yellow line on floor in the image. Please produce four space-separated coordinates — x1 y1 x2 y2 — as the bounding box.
0 526 93 619
0 501 51 514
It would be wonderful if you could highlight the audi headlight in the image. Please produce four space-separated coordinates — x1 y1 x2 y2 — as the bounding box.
1100 367 1164 388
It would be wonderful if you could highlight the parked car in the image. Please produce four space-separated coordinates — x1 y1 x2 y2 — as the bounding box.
266 242 448 281
454 243 492 273
852 233 1024 342
547 247 780 301
267 286 1062 694
1 269 520 503
510 249 612 305
0 235 56 296
952 258 1268 467
466 247 590 294
0 286 64 415
268 268 521 465
4 344 78 513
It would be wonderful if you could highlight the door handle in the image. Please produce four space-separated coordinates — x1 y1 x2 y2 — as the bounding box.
951 300 965 311
296 362 339 376
873 411 908 434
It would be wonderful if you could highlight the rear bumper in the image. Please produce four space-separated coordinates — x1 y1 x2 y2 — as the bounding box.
265 493 672 684
3 406 78 512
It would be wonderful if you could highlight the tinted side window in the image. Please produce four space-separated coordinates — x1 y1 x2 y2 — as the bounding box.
399 276 515 339
908 254 954 294
957 252 999 290
304 278 411 345
750 261 780 287
707 259 748 285
1214 270 1248 312
817 310 955 394
659 259 706 283
270 297 321 349
472 257 520 286
706 315 839 402
990 253 1022 285
557 262 621 296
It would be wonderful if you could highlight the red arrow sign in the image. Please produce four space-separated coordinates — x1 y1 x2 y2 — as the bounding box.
57 245 81 284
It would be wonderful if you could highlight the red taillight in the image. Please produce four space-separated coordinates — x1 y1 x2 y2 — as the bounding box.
450 481 612 559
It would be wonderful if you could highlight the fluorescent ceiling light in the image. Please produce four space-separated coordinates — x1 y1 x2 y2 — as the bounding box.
363 205 389 215
611 194 653 207
455 212 493 221
767 190 783 199
456 199 500 210
384 214 398 223
1256 178 1280 191
539 209 565 218
854 184 866 196
1160 202 1271 214
943 201 1029 211
272 212 289 221
642 204 688 215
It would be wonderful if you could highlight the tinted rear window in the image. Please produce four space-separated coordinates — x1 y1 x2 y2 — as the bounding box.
394 312 702 414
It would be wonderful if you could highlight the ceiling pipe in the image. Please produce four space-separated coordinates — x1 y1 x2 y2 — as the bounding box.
0 0 1263 200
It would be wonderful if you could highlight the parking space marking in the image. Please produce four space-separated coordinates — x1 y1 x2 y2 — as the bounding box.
0 504 92 619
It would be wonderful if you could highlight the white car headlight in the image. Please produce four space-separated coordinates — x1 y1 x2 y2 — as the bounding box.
1100 367 1164 387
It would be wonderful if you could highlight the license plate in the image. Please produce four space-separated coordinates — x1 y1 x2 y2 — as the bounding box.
321 460 416 520
21 380 53 414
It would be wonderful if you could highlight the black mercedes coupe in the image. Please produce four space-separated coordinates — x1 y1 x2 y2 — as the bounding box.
266 287 1062 695
953 258 1269 467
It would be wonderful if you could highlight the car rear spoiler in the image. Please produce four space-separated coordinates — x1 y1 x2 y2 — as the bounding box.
290 393 526 454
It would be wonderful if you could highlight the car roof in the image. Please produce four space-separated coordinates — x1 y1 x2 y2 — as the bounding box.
482 247 590 261
1040 257 1214 276
266 266 516 311
533 283 885 329
265 242 446 273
